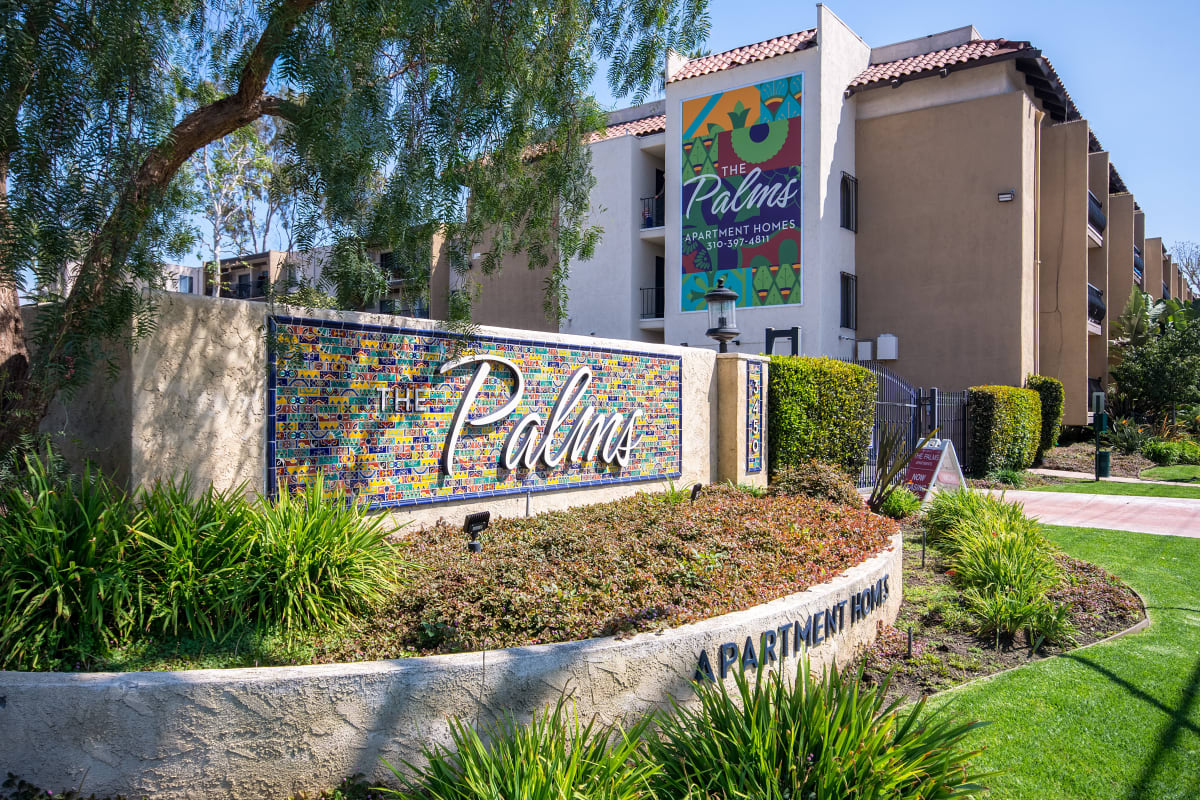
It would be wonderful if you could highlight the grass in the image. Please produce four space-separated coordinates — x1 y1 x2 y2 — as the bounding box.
1028 480 1200 500
929 525 1200 799
1141 465 1200 483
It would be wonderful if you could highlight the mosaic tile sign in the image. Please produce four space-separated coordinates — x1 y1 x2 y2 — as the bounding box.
267 317 682 509
746 360 764 474
681 72 803 312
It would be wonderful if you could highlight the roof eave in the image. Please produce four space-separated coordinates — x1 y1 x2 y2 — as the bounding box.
845 48 1032 99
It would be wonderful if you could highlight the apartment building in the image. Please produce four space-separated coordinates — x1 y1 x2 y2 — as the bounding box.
450 5 1185 426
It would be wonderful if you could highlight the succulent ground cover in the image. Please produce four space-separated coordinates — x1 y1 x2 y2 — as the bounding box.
96 485 897 670
858 523 1143 702
334 485 897 659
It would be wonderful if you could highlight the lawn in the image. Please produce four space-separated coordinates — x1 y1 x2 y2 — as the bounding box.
930 525 1200 800
1028 479 1200 500
1141 465 1200 483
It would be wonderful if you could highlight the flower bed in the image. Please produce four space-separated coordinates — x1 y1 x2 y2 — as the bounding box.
329 485 897 661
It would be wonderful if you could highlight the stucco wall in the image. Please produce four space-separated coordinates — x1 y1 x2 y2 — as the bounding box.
0 533 902 800
1039 120 1090 425
1107 193 1136 335
856 90 1038 392
40 293 723 530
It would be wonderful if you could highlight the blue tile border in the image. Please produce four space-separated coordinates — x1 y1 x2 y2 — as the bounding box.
746 360 764 474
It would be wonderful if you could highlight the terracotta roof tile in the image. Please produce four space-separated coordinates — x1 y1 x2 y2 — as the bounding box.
588 113 666 142
667 29 817 83
848 38 1034 90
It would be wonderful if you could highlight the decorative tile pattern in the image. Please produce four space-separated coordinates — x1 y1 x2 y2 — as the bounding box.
267 317 682 509
746 361 764 474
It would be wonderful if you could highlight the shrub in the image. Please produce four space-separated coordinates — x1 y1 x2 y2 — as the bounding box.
924 489 1028 546
770 461 862 507
768 356 877 475
647 660 989 799
387 697 656 800
879 487 922 519
1142 438 1200 466
246 476 409 633
1105 418 1153 455
966 385 1042 476
0 457 142 670
1025 374 1064 461
985 467 1026 488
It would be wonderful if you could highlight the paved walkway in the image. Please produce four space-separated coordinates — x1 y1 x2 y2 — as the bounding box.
993 489 1200 538
1029 467 1187 486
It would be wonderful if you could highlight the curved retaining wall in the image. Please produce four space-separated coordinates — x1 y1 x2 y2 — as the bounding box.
0 533 902 799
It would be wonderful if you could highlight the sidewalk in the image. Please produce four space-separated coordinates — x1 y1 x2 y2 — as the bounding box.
1029 467 1186 487
993 489 1200 538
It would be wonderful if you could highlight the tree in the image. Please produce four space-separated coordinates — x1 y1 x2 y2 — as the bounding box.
1171 241 1199 296
1110 324 1200 419
0 0 710 454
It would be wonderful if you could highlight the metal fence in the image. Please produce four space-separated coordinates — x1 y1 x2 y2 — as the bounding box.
839 359 969 487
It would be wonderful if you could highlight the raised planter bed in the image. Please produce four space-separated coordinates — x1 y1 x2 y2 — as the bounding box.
0 533 902 800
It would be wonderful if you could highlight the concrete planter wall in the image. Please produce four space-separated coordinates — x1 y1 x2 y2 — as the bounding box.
0 534 901 800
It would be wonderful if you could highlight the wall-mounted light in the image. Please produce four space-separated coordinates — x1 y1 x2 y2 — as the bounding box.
997 190 1016 203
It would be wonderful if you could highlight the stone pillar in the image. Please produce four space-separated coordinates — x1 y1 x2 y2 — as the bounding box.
715 353 769 488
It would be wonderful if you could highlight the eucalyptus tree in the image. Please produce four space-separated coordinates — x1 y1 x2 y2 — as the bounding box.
0 0 709 454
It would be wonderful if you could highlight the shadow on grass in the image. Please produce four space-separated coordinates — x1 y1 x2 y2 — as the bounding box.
1059 651 1200 800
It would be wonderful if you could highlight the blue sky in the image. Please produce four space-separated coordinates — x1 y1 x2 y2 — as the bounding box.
593 0 1198 245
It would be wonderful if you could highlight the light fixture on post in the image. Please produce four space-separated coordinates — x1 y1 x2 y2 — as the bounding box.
704 276 740 353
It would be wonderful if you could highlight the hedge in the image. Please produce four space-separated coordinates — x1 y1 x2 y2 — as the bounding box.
768 356 877 476
1025 374 1065 460
966 385 1042 476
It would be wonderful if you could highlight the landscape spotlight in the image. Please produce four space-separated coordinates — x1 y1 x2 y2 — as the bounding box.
463 511 490 553
704 276 740 353
690 483 703 503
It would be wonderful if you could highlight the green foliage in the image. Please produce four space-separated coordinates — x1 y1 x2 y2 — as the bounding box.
867 424 936 514
879 487 922 519
985 468 1026 488
385 697 657 799
1 0 713 448
924 489 1028 545
768 356 877 475
0 457 141 670
1104 418 1154 455
1024 375 1064 460
646 660 990 799
1142 438 1200 466
966 386 1042 476
0 456 409 671
247 476 406 632
1110 324 1200 419
770 461 862 507
926 489 1074 649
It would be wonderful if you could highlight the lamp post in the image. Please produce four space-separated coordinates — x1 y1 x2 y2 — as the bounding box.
704 276 740 353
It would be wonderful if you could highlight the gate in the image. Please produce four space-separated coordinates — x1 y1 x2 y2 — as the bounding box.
841 360 969 488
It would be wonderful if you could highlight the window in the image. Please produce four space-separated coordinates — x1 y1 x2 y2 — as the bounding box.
840 272 857 330
840 172 858 232
178 275 193 294
379 250 397 277
380 299 396 314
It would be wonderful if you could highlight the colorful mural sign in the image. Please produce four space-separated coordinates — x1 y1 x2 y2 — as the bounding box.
267 317 682 509
746 360 764 474
681 72 804 312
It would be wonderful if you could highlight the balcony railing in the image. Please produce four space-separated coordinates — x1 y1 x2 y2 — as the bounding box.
1087 283 1106 324
1134 245 1145 285
1087 190 1107 234
1164 282 1171 300
640 286 665 319
641 195 665 229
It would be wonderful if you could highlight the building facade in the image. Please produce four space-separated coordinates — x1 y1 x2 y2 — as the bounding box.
457 6 1189 427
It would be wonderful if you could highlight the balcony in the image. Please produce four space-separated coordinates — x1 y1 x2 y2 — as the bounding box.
1087 283 1105 334
1087 190 1106 247
640 286 664 320
1164 281 1171 300
641 195 665 229
1134 245 1145 286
